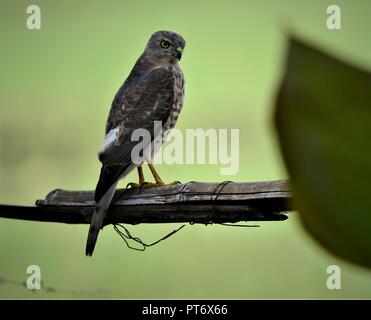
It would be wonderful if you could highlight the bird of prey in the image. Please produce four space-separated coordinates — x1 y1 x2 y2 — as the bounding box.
86 31 186 256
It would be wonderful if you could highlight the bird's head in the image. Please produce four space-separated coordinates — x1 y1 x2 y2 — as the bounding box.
145 30 186 65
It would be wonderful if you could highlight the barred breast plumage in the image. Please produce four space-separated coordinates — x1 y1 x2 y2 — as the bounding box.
162 64 185 142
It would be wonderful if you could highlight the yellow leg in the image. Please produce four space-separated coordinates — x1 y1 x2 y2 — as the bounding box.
138 166 145 185
148 163 181 186
126 166 149 189
127 164 181 189
148 163 165 185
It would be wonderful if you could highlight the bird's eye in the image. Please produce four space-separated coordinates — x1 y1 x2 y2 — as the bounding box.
160 40 170 48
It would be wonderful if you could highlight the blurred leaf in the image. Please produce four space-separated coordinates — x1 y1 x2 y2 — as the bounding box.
275 38 371 268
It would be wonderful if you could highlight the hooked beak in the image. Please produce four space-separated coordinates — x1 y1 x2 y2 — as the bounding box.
175 47 183 60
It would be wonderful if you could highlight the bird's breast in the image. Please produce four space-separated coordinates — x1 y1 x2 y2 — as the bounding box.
163 66 184 137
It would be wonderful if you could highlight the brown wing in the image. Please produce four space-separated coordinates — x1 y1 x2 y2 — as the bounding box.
94 67 175 202
100 67 174 165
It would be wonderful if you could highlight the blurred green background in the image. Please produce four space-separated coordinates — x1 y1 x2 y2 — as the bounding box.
1 0 370 298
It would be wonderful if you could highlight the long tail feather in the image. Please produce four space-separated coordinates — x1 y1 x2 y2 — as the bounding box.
85 182 117 256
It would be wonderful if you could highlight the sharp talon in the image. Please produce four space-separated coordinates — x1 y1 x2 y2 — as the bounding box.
127 181 159 190
154 180 181 186
126 182 141 189
141 182 159 188
126 180 181 190
167 180 181 186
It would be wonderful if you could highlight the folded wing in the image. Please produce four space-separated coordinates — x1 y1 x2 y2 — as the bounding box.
95 67 175 202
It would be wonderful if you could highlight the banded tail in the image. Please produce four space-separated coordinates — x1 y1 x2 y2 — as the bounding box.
86 164 129 256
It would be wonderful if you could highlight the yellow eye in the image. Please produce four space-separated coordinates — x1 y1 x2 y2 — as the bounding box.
161 40 170 48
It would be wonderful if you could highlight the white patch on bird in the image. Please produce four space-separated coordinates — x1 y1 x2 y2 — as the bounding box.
98 127 119 155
